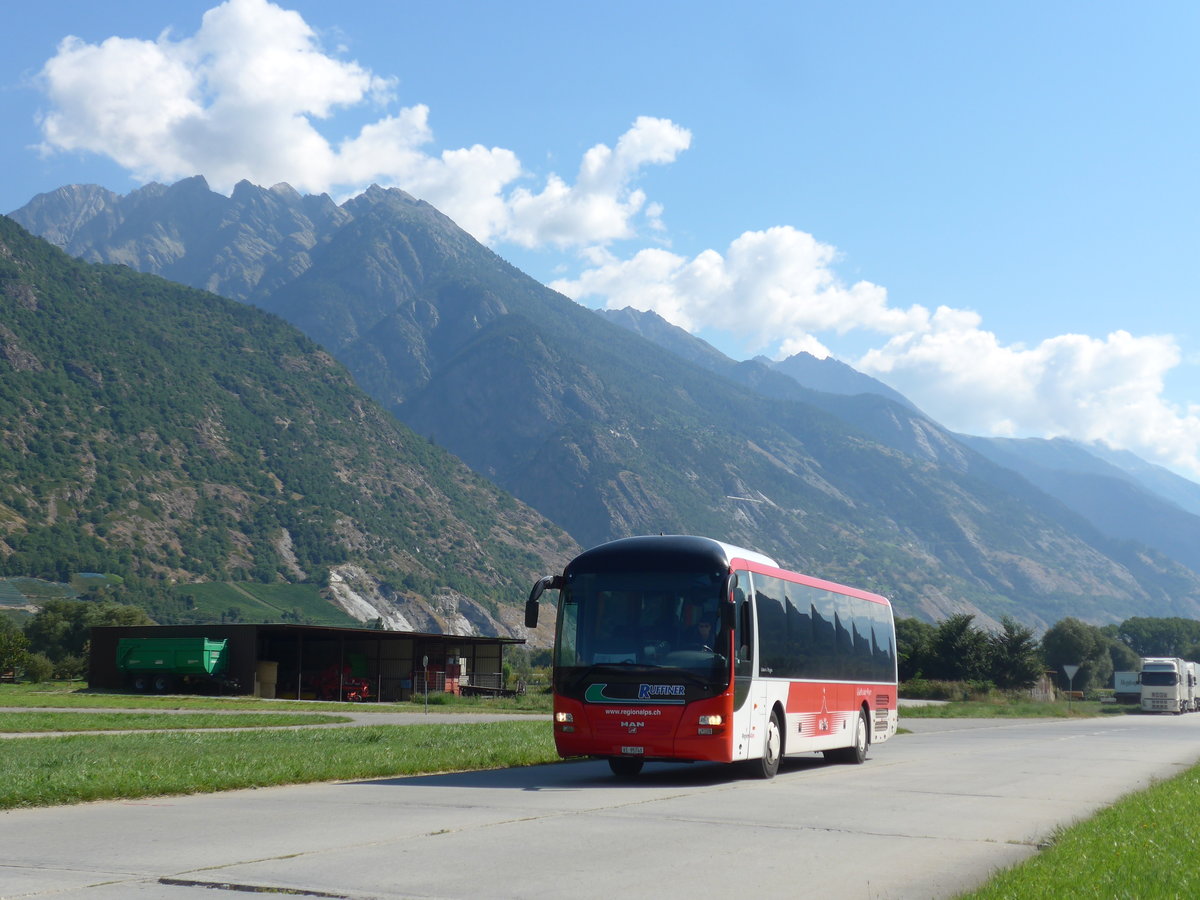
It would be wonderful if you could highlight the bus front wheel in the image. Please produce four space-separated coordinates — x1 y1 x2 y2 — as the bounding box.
752 710 782 779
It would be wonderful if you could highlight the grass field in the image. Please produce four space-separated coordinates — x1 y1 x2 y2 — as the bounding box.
957 762 1200 899
0 721 557 809
0 681 554 713
0 710 351 732
0 681 556 810
0 685 364 711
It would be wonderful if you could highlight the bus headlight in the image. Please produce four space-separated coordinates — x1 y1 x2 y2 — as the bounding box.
555 712 574 723
698 715 723 726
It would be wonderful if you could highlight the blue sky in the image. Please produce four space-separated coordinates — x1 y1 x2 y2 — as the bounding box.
3 1 1199 479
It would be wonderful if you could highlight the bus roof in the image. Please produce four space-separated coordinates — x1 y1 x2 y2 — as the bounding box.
565 535 778 576
563 535 889 607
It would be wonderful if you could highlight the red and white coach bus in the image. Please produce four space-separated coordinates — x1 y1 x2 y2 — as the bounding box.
525 534 898 778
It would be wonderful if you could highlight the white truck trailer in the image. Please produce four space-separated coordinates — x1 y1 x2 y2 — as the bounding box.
1112 670 1141 703
1138 657 1198 714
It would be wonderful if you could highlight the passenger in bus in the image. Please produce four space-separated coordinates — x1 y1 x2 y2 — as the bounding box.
681 618 716 651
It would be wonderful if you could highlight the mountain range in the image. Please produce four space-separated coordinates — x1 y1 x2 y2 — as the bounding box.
10 178 1200 631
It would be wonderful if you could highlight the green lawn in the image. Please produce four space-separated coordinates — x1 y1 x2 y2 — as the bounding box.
958 762 1200 898
0 681 556 810
0 710 351 732
0 681 553 713
0 685 373 711
0 720 557 809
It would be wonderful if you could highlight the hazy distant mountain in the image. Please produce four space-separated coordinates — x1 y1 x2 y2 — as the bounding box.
597 308 972 472
601 305 1200 594
959 436 1200 574
1079 441 1200 519
14 181 1200 629
767 350 917 410
598 306 734 371
0 215 575 638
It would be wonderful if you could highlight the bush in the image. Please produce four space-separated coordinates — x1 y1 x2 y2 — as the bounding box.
408 691 453 706
902 678 998 701
964 680 999 701
22 652 55 683
902 678 960 700
52 654 88 680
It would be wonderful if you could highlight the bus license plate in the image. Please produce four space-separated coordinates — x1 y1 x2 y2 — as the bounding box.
620 746 644 755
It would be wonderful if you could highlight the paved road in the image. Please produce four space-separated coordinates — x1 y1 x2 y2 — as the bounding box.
3 713 1200 899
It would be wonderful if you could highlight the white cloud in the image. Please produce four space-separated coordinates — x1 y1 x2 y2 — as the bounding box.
37 0 382 193
35 0 684 252
552 225 928 355
857 315 1200 477
555 231 1200 480
38 34 204 182
504 116 691 249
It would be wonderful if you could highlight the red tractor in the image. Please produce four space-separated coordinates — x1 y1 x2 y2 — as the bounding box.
314 664 371 701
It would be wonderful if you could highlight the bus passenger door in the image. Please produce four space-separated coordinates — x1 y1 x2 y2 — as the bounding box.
731 575 760 760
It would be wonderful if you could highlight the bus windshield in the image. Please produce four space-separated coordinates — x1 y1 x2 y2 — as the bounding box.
554 570 729 686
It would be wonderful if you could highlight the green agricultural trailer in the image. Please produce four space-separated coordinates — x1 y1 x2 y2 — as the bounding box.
116 637 237 693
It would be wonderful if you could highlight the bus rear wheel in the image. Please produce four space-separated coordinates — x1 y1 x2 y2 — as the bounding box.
826 708 869 764
608 757 644 777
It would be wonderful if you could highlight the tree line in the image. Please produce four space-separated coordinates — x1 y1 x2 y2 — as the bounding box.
5 599 1200 695
899 614 1200 694
1 599 153 681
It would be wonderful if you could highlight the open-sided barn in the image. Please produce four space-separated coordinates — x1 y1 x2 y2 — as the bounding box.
90 623 524 702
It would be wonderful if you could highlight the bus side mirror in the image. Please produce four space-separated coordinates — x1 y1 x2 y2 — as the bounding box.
720 571 740 630
525 575 563 628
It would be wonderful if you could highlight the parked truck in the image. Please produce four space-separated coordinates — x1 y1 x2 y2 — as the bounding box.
116 637 236 694
1138 657 1198 714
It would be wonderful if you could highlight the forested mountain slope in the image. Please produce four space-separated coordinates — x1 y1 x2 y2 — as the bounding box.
0 215 576 637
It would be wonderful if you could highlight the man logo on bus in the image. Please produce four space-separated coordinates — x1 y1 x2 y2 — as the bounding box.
638 683 686 701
